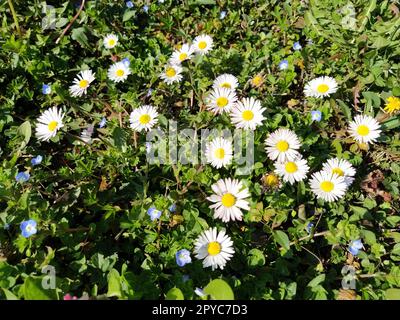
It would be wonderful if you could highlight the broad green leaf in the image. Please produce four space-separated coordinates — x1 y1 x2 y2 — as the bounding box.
274 230 290 250
385 288 400 300
107 269 122 298
204 279 234 300
247 248 265 267
165 287 184 300
23 276 58 300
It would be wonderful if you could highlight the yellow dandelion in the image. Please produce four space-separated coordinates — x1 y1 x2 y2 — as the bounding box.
384 96 400 114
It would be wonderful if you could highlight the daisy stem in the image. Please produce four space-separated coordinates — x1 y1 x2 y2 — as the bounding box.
55 0 86 44
7 0 22 37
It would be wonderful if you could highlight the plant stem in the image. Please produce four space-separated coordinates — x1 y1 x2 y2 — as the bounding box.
7 0 22 37
55 0 86 44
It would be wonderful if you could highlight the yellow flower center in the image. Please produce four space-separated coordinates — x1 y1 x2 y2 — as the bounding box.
221 193 236 207
320 181 334 192
357 125 370 136
79 79 89 88
242 110 254 121
216 97 228 108
264 174 279 186
139 114 151 125
166 67 176 78
214 148 225 159
221 82 231 89
108 39 116 47
385 96 400 114
285 162 298 173
198 41 207 49
48 121 58 132
317 84 329 93
276 140 289 152
116 69 125 77
179 53 188 61
252 75 263 86
207 241 221 256
332 167 344 176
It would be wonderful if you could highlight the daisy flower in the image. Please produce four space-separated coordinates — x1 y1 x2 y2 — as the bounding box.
230 97 266 130
108 61 131 83
309 171 347 202
322 158 356 187
205 137 233 168
160 64 183 84
192 34 213 55
103 34 118 49
265 128 301 162
206 87 237 114
304 76 338 98
274 157 310 185
212 74 239 91
384 96 400 114
194 227 234 270
170 43 194 65
261 172 282 191
69 70 95 97
207 178 250 222
35 107 65 142
130 105 158 132
348 115 381 144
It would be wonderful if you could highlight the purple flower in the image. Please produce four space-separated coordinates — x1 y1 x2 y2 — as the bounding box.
42 84 51 95
293 42 302 51
31 155 43 166
122 58 130 67
311 110 322 122
279 59 289 70
348 239 363 256
176 249 192 267
16 172 30 183
126 1 134 8
20 219 37 238
143 5 149 12
147 207 161 221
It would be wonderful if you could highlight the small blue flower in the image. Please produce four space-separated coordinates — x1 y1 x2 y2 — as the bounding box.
31 155 43 166
99 117 107 128
220 11 227 20
122 58 130 67
16 172 30 183
176 249 192 267
147 207 162 221
143 5 149 13
146 88 153 97
348 239 363 256
42 84 51 95
194 287 206 297
126 1 134 8
169 203 177 213
306 222 314 234
279 59 289 70
20 219 37 238
311 110 322 122
293 41 302 51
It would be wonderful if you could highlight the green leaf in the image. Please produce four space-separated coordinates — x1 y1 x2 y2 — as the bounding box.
166 287 184 300
308 274 326 288
123 10 136 22
204 279 234 300
247 248 266 267
273 230 290 250
17 120 31 148
2 288 19 300
385 288 400 300
23 276 58 300
71 27 89 48
107 269 122 298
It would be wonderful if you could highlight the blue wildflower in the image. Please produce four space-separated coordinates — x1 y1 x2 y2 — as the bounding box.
99 117 107 128
20 219 37 238
16 172 30 183
306 222 314 234
169 203 177 213
348 239 363 256
220 11 227 20
147 207 162 221
122 58 130 67
126 1 134 8
31 155 43 166
42 84 51 95
194 288 206 297
143 5 149 12
176 249 192 267
311 110 322 122
146 88 153 97
293 41 302 51
279 59 289 70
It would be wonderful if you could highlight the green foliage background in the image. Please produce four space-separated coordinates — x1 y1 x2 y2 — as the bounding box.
0 0 399 300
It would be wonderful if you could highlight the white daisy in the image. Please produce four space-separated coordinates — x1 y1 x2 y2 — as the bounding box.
304 76 338 98
309 171 347 202
35 107 65 142
194 227 234 270
207 178 250 222
206 87 237 114
103 34 118 49
205 137 233 168
212 74 239 91
230 97 266 130
322 158 356 187
130 105 158 132
274 157 309 185
107 62 131 83
68 70 95 97
169 43 194 65
192 34 213 55
160 64 183 84
265 128 301 162
348 115 381 144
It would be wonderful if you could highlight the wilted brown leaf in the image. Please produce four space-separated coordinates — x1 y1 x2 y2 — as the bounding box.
337 289 357 300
